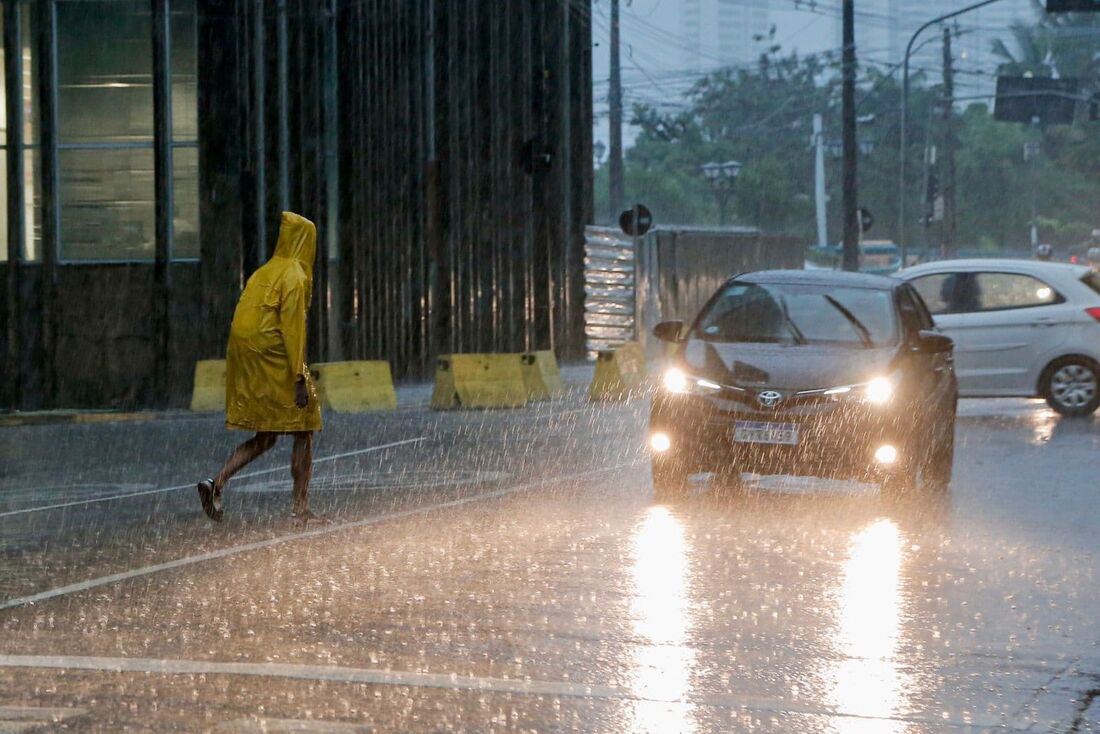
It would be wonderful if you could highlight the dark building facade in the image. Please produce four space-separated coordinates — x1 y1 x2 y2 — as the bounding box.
0 0 593 409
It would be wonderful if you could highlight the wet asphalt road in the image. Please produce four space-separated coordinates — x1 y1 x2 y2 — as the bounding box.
0 390 1098 733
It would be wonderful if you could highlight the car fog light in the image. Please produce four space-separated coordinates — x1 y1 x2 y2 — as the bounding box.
865 376 894 405
874 444 898 464
650 432 672 452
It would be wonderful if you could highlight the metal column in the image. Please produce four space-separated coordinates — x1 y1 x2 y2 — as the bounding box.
276 0 288 211
152 0 174 402
249 0 265 271
35 0 60 406
4 0 25 407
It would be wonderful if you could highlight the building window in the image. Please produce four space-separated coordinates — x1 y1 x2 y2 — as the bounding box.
171 0 198 259
55 0 196 262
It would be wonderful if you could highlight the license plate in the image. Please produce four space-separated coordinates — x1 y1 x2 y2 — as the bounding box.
733 421 799 445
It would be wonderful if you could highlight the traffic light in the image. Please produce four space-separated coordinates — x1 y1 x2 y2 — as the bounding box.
923 172 939 225
1047 0 1100 11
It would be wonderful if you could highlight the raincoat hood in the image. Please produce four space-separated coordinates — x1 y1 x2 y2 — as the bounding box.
273 212 317 281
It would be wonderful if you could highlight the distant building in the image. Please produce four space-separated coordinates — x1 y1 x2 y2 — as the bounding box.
681 0 773 71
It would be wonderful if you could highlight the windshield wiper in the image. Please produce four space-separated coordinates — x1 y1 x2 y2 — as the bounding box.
822 295 874 348
777 296 807 345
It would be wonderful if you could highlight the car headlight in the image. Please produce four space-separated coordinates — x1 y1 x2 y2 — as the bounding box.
662 368 722 395
864 376 894 405
663 368 689 393
821 373 899 405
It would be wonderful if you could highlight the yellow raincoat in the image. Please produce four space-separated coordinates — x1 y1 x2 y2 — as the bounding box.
225 212 323 433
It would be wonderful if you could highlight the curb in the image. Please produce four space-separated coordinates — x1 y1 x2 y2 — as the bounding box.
0 410 198 428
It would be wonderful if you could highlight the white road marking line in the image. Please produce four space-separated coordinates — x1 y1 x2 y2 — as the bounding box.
233 469 511 494
0 438 428 519
0 654 1004 729
0 705 88 733
216 718 370 733
0 706 88 721
0 464 639 612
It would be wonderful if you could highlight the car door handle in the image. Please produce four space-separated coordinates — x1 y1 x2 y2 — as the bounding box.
1032 317 1055 326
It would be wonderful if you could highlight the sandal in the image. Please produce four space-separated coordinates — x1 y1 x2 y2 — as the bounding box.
290 508 330 526
197 478 224 522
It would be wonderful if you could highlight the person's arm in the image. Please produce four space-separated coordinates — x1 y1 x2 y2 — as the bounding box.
277 269 310 408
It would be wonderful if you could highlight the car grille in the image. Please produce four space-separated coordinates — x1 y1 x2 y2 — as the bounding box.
710 384 845 417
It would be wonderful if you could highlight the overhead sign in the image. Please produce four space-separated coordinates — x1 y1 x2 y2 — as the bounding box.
1047 0 1100 11
619 204 653 237
994 76 1079 125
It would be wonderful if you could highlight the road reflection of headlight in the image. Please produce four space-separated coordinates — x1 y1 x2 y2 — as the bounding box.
865 376 893 405
874 444 898 464
663 368 689 394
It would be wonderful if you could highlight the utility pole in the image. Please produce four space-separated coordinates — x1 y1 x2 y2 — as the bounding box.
608 0 624 222
941 25 956 258
812 113 828 248
841 0 859 271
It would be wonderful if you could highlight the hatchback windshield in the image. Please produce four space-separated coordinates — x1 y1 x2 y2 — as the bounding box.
695 282 898 347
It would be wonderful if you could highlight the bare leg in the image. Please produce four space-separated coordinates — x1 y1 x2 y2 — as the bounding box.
291 432 313 515
214 432 278 492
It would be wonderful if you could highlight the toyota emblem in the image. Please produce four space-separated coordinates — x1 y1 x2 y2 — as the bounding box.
757 390 783 408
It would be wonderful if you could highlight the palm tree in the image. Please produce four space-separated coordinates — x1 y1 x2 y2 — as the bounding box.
991 2 1100 85
991 23 1055 78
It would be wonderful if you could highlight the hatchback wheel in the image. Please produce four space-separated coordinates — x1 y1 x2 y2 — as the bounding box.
1042 357 1100 417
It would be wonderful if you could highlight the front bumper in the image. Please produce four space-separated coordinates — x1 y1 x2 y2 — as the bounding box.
649 390 913 481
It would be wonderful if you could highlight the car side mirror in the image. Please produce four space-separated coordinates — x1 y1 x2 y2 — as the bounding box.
916 330 953 354
652 320 685 343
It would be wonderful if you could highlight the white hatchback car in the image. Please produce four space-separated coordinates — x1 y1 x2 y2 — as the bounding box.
899 259 1100 416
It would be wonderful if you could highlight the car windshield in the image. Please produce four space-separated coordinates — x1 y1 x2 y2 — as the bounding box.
695 282 897 347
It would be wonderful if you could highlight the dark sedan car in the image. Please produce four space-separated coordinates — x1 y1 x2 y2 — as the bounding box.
649 269 957 498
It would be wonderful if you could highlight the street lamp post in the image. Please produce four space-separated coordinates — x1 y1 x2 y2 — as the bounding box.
898 0 1007 266
701 160 742 227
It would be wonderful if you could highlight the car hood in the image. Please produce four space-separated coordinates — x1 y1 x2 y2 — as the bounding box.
681 340 900 391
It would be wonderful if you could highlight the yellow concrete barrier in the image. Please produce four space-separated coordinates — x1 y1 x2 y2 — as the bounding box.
431 354 528 409
588 342 647 401
312 361 398 412
190 359 226 412
521 350 565 401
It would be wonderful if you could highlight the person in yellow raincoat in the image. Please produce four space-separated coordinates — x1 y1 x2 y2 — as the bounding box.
197 212 323 523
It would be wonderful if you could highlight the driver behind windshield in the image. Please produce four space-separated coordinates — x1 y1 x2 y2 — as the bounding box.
700 285 787 342
697 282 895 347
